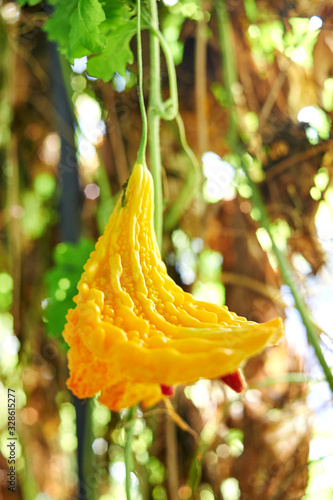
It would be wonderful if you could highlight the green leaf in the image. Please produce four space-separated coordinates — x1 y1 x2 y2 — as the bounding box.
44 0 138 78
45 0 106 61
70 0 107 57
68 11 93 61
87 19 137 80
101 0 134 30
79 0 106 36
43 0 78 56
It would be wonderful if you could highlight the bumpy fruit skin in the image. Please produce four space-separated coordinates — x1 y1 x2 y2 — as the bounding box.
63 163 284 411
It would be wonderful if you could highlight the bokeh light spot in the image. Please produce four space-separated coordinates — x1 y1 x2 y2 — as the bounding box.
84 184 100 200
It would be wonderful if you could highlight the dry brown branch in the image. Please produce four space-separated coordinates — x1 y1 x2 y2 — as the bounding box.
221 271 287 307
258 60 290 132
265 140 333 181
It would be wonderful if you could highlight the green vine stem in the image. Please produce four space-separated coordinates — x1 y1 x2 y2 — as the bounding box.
131 0 201 234
125 406 137 500
164 114 202 230
215 0 333 395
136 0 148 166
187 422 218 499
187 439 207 498
148 0 163 248
137 3 178 120
195 3 208 157
82 399 97 500
149 25 179 121
214 0 238 147
146 11 201 231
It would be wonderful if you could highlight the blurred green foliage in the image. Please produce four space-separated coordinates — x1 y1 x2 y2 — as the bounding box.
0 272 14 310
44 238 95 348
244 0 258 22
22 172 56 239
247 16 320 68
322 78 333 112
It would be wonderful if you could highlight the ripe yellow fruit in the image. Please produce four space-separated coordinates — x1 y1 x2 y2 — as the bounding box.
63 163 284 411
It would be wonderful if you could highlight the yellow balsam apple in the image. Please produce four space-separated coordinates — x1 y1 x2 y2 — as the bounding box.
63 163 284 411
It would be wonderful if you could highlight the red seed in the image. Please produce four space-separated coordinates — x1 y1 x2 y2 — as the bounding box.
161 384 174 396
220 370 246 393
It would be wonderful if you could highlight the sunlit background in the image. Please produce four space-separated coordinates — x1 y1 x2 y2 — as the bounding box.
1 0 333 499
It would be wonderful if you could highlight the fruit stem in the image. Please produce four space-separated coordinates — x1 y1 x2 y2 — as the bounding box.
148 23 178 120
143 3 200 233
136 0 148 166
148 0 163 249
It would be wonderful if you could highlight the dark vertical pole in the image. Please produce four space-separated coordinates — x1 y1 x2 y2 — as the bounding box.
48 42 81 244
47 40 88 500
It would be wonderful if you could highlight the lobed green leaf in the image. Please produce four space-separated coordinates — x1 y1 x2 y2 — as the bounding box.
87 19 137 80
43 0 138 80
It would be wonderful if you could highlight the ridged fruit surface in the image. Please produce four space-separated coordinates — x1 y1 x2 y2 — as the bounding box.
63 163 284 411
